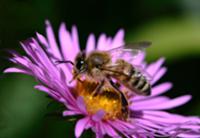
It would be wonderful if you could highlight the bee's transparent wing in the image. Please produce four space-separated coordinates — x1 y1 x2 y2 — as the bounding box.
103 63 153 82
133 65 153 81
107 41 151 61
106 41 153 81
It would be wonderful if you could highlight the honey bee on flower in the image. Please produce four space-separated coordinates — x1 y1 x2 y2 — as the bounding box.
4 21 200 138
56 41 152 120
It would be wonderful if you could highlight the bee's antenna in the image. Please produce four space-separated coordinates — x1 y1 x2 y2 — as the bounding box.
55 60 74 65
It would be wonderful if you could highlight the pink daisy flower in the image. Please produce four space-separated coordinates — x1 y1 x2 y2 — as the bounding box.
4 21 200 138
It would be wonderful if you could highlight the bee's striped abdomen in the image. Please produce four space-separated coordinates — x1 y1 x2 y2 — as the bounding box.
125 69 151 96
113 59 151 96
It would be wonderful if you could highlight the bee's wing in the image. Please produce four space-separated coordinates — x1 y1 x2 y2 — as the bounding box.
106 41 152 80
133 65 153 81
103 63 153 82
107 41 151 60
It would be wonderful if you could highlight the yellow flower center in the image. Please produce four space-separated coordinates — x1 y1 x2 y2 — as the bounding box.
76 79 128 120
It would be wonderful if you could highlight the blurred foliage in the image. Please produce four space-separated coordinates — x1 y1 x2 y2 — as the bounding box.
0 0 200 138
0 75 48 138
127 17 200 61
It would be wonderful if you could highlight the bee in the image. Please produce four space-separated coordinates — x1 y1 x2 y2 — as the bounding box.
56 41 152 116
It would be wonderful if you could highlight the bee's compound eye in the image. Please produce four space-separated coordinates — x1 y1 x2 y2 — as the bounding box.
76 60 85 70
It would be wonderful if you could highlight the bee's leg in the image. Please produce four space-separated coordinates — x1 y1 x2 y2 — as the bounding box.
92 79 105 96
109 79 129 119
115 81 121 89
109 80 128 106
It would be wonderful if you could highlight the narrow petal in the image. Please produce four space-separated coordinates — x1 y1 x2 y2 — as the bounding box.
4 67 30 74
111 29 124 49
95 128 104 138
86 34 95 53
134 118 164 129
151 82 172 96
11 56 29 67
36 32 49 47
75 117 90 138
45 20 61 59
146 58 165 77
151 67 167 85
29 40 58 74
63 110 81 116
98 122 106 135
71 25 80 55
58 23 73 60
177 133 200 138
76 96 87 114
34 85 60 100
132 95 191 110
132 96 170 108
97 34 107 50
102 123 119 137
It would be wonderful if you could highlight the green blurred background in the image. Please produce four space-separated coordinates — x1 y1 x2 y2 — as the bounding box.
0 0 200 138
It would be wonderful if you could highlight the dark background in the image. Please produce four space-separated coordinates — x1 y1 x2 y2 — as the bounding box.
0 0 200 138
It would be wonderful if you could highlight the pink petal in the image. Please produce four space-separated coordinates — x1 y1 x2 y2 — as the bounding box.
177 133 200 138
20 41 38 62
4 67 30 74
75 117 90 138
114 119 136 129
111 29 124 49
58 23 74 61
132 95 191 110
71 25 80 55
151 82 172 96
180 124 200 129
142 113 187 124
92 110 105 122
34 85 49 92
86 34 95 53
146 58 165 77
93 123 104 138
132 96 170 109
102 123 119 137
143 110 172 118
98 122 106 135
63 110 81 116
76 96 87 114
36 32 49 47
11 56 29 67
97 34 107 50
45 20 61 59
31 39 58 73
134 118 163 129
34 85 60 100
151 67 167 85
56 64 72 85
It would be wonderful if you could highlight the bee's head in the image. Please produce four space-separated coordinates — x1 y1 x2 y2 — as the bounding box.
74 51 87 73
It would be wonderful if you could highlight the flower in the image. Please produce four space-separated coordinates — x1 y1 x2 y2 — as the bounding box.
4 20 200 138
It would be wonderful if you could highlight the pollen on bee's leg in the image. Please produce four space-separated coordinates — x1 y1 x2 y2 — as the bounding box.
76 79 129 120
